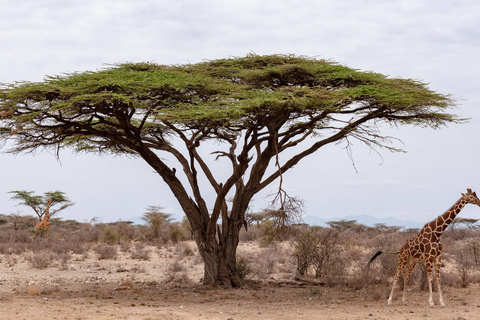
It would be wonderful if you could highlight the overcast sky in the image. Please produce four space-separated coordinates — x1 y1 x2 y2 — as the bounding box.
1 0 480 225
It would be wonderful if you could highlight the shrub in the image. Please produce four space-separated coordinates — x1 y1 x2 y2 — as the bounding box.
311 229 343 280
174 242 195 258
57 252 71 270
99 226 122 244
168 258 186 273
168 223 188 243
454 245 474 288
292 227 319 276
29 252 53 269
236 257 253 280
239 225 264 242
94 244 118 260
253 246 282 278
130 243 150 260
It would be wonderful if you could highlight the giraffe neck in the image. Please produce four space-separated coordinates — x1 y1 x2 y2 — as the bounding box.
44 199 51 221
428 197 468 239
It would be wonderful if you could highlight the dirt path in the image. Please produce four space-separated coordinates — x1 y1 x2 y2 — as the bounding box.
0 243 479 319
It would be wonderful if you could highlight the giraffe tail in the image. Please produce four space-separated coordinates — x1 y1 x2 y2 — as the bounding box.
368 251 383 267
368 250 400 267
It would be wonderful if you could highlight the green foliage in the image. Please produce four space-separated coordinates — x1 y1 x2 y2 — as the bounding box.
8 190 74 220
236 257 253 280
141 206 173 242
98 226 122 244
0 216 8 225
168 222 188 243
0 54 460 156
327 219 365 231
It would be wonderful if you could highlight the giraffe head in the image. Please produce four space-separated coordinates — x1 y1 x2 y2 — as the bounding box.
462 189 480 206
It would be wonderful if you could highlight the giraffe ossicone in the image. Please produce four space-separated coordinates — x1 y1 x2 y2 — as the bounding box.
368 188 480 308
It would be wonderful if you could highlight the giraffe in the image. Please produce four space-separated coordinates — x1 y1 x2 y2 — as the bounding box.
35 199 52 234
368 189 480 308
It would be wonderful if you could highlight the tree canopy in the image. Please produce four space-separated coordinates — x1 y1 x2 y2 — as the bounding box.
9 190 74 221
0 54 461 286
1 54 457 152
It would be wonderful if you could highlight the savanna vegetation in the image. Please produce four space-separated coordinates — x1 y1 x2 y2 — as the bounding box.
0 54 463 286
1 205 479 297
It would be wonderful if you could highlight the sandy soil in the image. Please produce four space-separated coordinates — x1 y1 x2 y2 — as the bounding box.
0 242 479 320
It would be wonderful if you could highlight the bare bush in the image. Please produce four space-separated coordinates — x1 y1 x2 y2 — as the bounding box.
292 228 318 276
93 244 118 260
174 242 196 258
168 258 186 273
454 245 474 288
311 229 343 280
48 236 89 255
130 243 150 261
164 258 192 285
28 252 55 269
239 225 264 242
57 252 71 270
292 227 344 281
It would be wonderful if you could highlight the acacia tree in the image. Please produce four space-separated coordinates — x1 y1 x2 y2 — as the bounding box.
141 205 173 241
0 54 460 286
9 190 74 221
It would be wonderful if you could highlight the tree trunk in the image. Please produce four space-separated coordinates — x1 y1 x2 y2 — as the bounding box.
192 222 242 287
138 146 246 287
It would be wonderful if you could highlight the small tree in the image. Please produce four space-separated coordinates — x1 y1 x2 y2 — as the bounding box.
141 205 172 241
312 228 343 279
293 227 318 276
327 219 361 231
373 223 402 233
9 190 74 221
452 218 480 231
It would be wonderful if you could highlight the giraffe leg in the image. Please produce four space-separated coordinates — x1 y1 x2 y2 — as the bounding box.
402 260 416 305
388 257 407 306
435 255 445 308
426 260 435 307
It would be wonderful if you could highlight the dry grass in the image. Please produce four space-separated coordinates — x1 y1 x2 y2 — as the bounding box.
93 244 118 260
0 213 479 295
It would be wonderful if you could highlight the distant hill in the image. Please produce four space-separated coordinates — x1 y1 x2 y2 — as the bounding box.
302 214 423 229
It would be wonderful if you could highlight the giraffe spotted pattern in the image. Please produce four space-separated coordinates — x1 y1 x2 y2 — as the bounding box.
35 199 51 233
369 189 480 308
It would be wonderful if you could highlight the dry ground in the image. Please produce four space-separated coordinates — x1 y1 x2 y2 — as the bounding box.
0 242 479 320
